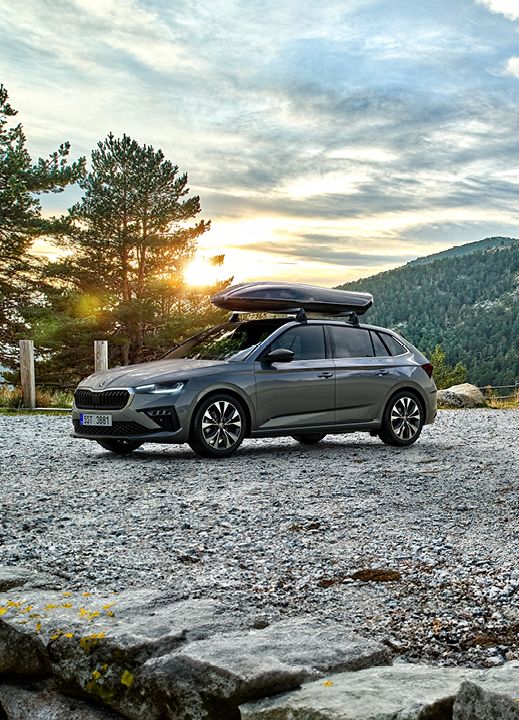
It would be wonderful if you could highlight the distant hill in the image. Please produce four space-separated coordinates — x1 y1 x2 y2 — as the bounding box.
338 237 519 386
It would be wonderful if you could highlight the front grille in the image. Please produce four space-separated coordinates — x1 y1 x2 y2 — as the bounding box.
73 420 159 437
75 389 130 410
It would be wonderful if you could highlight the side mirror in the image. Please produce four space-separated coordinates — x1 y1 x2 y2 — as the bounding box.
264 348 294 364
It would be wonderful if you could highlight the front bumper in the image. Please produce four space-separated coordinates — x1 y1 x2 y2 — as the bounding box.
71 388 189 444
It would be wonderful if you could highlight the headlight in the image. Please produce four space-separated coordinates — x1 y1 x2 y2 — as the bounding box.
133 381 185 394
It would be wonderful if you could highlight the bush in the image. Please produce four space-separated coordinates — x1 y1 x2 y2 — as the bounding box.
0 385 73 409
430 345 468 389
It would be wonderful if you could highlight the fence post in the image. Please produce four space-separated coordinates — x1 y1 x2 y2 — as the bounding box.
19 339 36 409
94 341 108 373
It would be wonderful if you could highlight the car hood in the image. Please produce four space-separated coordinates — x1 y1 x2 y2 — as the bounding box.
79 358 232 390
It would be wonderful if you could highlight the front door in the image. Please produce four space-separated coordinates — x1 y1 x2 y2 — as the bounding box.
254 324 335 430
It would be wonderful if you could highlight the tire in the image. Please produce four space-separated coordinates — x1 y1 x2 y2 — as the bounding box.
292 434 326 445
378 391 424 447
189 393 246 458
96 439 143 455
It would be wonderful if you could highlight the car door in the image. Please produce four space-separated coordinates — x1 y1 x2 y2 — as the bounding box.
329 325 397 423
254 324 336 430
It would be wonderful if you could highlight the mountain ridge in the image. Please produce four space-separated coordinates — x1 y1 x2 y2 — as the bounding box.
338 236 519 386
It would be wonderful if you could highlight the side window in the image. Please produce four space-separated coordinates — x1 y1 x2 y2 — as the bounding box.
380 333 407 356
370 331 390 357
329 326 374 358
269 325 326 360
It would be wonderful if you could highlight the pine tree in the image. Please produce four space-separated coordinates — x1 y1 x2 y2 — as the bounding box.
51 133 212 366
0 83 85 364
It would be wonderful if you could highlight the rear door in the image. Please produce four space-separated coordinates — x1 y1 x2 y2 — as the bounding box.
254 324 336 430
329 325 397 423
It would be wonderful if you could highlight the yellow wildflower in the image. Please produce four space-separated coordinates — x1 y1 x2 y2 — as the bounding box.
120 670 134 688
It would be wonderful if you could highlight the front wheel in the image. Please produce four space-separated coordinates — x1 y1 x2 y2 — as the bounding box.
292 434 326 445
379 392 424 446
96 439 143 455
189 394 246 458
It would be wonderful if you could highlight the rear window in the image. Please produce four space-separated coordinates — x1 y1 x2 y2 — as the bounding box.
379 333 407 356
329 326 374 358
370 331 390 357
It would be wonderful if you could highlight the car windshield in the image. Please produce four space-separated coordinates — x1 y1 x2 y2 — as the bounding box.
162 320 288 361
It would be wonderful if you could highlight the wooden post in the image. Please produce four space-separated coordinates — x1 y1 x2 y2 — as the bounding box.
19 339 36 408
94 340 108 373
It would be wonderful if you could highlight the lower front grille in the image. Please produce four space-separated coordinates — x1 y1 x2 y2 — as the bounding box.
73 420 160 437
141 407 180 432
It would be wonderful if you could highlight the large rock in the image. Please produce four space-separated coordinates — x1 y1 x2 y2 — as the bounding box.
240 662 519 719
437 383 486 408
0 585 390 720
0 680 121 719
140 617 391 720
453 680 519 719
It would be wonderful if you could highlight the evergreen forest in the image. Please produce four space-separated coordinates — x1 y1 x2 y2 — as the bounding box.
339 237 519 386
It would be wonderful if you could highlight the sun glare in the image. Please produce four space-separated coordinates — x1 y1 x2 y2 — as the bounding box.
183 257 226 287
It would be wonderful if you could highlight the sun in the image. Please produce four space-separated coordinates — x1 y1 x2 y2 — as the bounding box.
183 257 225 287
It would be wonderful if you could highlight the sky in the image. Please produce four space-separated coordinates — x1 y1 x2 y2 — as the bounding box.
1 0 519 286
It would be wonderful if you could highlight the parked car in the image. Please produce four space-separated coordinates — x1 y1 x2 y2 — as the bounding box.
72 283 436 457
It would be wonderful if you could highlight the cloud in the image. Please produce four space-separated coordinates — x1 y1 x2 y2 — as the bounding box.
502 56 519 76
476 0 519 21
2 0 519 286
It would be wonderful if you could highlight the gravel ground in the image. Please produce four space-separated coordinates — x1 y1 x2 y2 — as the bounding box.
1 409 518 668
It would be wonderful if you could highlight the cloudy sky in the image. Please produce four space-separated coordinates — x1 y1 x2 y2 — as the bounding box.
1 0 519 286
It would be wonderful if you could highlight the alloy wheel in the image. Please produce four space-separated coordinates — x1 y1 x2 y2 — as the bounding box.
390 396 421 440
202 400 243 450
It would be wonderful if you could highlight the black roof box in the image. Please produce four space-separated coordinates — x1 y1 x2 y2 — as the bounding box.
211 282 373 316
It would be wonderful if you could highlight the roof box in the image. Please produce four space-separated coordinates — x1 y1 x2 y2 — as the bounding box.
211 282 373 316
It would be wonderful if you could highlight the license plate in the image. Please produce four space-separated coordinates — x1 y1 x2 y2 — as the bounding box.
80 413 113 427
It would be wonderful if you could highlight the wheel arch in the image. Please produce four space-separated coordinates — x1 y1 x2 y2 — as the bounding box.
383 385 427 421
190 386 253 437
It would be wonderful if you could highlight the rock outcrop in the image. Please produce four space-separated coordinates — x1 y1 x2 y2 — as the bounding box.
240 662 519 719
0 571 390 720
1 567 518 720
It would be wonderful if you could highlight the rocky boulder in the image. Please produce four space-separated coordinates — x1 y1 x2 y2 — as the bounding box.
0 573 390 720
240 662 519 719
437 383 486 408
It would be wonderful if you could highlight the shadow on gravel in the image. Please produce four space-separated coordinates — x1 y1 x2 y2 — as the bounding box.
87 438 434 462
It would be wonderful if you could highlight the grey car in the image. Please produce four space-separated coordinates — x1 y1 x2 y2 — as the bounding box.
72 316 437 458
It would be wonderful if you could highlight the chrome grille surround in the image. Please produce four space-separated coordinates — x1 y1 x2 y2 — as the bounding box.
74 388 130 410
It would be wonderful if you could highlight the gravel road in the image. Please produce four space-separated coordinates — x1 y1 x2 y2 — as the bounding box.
1 409 518 668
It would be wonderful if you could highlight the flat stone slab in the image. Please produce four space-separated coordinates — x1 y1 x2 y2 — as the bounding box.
240 661 519 719
141 617 391 719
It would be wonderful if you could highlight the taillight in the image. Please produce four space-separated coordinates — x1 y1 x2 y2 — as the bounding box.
422 363 434 378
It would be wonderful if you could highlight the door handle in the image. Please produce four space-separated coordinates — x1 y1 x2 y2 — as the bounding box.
317 372 334 379
376 370 390 376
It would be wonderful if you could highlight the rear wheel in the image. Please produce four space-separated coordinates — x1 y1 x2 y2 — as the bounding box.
96 439 143 455
189 393 246 458
379 391 423 446
292 434 326 445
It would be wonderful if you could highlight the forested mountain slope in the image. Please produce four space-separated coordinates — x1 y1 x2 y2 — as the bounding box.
338 238 519 386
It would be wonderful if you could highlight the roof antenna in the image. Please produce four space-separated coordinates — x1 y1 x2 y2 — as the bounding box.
295 308 307 323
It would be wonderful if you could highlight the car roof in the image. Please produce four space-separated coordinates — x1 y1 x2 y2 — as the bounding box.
231 316 398 336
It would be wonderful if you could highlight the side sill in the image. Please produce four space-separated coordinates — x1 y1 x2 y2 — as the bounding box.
250 421 380 438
